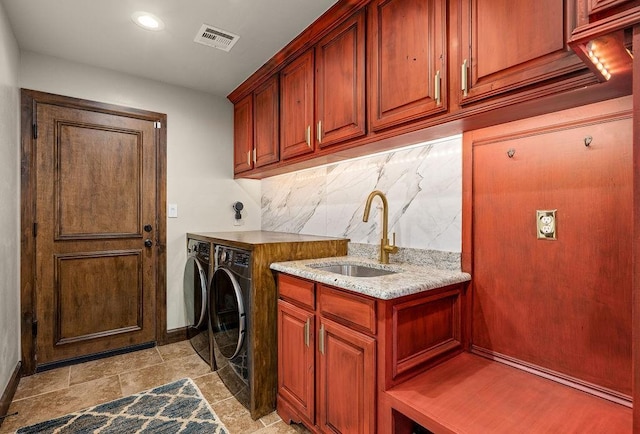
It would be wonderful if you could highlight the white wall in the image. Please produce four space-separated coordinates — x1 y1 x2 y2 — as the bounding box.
0 1 20 397
20 52 261 330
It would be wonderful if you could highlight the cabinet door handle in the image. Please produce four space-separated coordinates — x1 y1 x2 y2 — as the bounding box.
319 324 325 355
246 150 251 166
304 318 310 347
434 70 441 105
461 59 468 97
305 125 311 148
317 121 322 144
252 148 257 164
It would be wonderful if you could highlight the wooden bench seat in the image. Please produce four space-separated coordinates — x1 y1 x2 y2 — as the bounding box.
380 352 632 434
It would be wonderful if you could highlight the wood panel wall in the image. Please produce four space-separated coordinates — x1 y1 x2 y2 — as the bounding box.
464 96 633 402
632 23 640 430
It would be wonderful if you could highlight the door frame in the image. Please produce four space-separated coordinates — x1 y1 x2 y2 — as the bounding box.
20 89 168 375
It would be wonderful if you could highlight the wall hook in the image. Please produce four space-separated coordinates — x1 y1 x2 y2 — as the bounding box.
507 148 516 158
584 136 593 147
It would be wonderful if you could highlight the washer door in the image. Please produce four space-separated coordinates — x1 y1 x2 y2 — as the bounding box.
183 256 207 328
211 267 246 360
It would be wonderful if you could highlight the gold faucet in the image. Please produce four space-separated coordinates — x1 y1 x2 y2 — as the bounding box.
363 190 399 264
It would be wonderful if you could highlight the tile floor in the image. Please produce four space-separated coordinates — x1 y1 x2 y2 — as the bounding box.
0 341 308 433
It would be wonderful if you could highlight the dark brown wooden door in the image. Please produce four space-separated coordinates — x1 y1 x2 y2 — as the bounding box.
254 75 280 168
458 0 586 105
315 10 366 148
280 49 315 160
34 102 158 366
277 300 315 424
318 317 375 434
369 0 447 131
234 94 254 174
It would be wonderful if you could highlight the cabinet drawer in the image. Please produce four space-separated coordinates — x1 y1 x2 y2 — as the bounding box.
278 273 315 309
319 284 376 334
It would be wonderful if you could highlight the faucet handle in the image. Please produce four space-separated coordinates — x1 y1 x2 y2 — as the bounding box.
385 232 399 254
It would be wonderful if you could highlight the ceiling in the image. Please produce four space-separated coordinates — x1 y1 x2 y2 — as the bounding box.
1 0 338 98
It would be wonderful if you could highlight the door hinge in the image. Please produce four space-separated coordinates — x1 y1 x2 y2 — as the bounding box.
33 222 38 237
32 123 38 139
154 121 162 129
32 320 38 337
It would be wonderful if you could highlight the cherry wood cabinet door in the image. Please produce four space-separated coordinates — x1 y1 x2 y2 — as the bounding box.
318 317 376 434
233 94 253 174
588 0 636 17
254 75 280 168
458 0 586 105
315 10 366 148
369 0 447 131
278 300 316 424
280 50 315 160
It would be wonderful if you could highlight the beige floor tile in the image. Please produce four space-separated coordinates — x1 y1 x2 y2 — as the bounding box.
260 410 283 427
12 366 69 401
118 354 211 396
156 340 197 361
1 375 122 434
118 362 177 397
164 353 213 379
212 397 264 433
69 347 163 386
193 372 233 404
253 421 310 433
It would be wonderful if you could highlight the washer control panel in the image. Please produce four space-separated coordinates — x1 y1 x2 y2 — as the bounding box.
216 245 252 279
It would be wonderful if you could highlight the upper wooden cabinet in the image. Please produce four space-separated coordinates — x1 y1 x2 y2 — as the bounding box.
457 0 587 105
253 75 280 168
233 94 253 174
587 0 638 17
369 0 447 131
280 50 315 160
315 10 366 148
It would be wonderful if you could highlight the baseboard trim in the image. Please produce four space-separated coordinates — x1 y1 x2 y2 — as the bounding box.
162 327 188 345
470 345 632 407
0 362 22 429
36 342 156 373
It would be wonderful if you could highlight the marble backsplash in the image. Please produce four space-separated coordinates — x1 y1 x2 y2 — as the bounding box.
261 135 463 254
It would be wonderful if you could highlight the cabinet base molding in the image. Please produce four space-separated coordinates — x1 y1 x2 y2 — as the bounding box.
277 397 318 433
470 345 632 407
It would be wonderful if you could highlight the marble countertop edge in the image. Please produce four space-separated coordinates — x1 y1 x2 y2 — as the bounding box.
270 256 471 300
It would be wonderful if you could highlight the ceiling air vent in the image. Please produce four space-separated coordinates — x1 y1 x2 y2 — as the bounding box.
194 24 240 52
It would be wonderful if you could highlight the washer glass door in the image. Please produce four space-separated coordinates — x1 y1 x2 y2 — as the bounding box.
183 255 207 328
211 267 246 359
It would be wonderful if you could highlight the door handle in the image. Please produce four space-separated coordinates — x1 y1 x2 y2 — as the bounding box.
144 239 153 248
144 224 153 232
319 324 325 355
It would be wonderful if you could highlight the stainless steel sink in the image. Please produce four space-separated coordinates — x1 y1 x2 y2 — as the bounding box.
309 263 397 277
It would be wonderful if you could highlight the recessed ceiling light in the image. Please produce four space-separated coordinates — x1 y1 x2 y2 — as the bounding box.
131 11 165 31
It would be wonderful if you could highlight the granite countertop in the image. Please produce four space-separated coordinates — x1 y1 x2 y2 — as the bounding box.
270 256 471 300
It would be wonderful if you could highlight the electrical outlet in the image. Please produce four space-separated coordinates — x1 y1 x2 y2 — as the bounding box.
537 210 557 240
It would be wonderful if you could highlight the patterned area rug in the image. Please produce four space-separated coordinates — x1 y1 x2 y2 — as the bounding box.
16 378 228 433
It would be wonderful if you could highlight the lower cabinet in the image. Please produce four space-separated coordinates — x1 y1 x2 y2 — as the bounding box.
277 274 376 434
276 272 465 433
318 317 376 434
277 300 315 423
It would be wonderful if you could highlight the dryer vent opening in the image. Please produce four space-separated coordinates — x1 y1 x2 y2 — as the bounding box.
194 24 240 52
